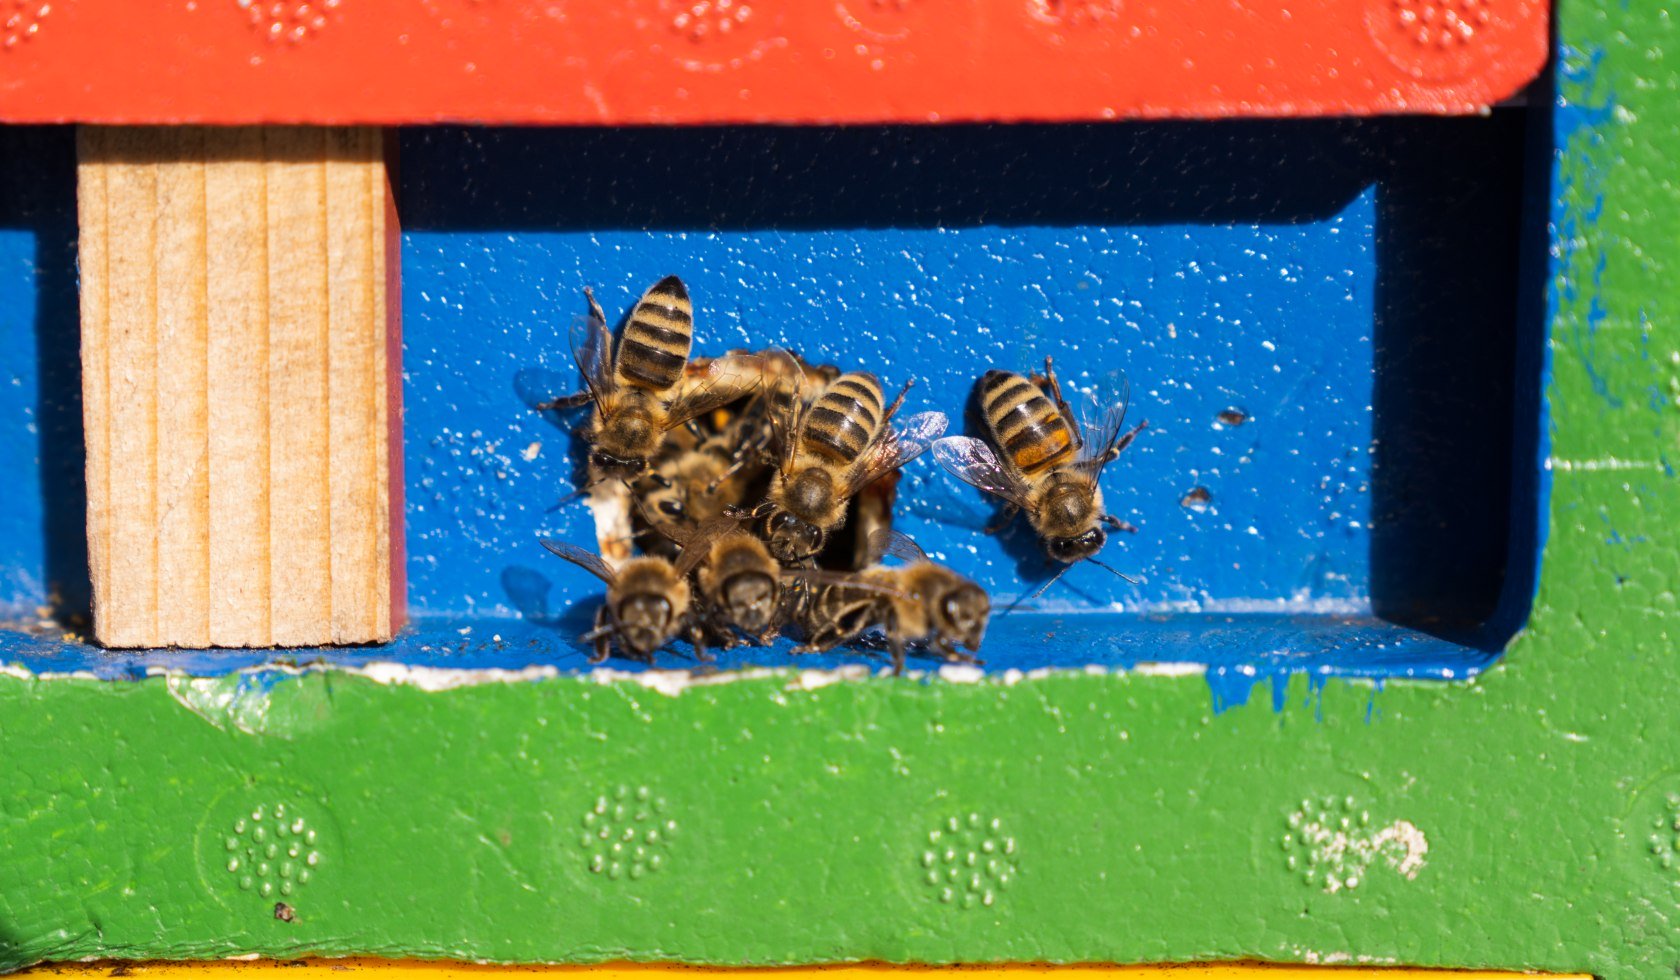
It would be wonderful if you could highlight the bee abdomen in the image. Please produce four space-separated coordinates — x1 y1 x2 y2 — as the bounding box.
618 275 694 390
981 369 1072 473
804 372 883 462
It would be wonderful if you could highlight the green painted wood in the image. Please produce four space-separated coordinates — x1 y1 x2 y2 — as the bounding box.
1 0 1674 974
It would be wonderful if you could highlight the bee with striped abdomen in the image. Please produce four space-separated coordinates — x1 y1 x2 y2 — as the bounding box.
540 539 709 664
542 276 763 484
792 530 989 674
933 357 1146 565
754 350 947 564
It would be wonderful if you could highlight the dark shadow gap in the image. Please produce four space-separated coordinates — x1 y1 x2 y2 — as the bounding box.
400 121 1390 232
0 125 88 626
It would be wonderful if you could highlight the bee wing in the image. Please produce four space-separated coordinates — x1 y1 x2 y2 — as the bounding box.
540 539 618 585
1072 372 1144 478
568 296 617 405
865 528 929 566
672 516 746 577
760 348 806 475
931 435 1034 508
660 353 766 432
843 410 948 496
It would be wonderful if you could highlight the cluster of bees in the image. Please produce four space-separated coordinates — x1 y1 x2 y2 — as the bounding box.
537 275 1146 673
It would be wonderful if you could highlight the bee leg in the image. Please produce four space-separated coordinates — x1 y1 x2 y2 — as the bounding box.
791 625 842 656
536 392 593 411
1038 355 1083 450
880 376 915 424
984 504 1020 535
727 500 775 521
1101 514 1139 534
936 638 980 665
690 625 714 664
583 285 608 324
1108 420 1149 459
586 606 612 665
707 449 756 492
888 635 908 677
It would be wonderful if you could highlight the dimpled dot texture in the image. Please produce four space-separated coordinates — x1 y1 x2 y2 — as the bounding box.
670 0 753 42
236 0 341 43
222 803 321 901
578 785 678 880
1645 793 1680 873
922 813 1017 910
1393 0 1491 49
1 0 49 49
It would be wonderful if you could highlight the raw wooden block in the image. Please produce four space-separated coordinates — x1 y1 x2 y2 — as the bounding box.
77 126 404 648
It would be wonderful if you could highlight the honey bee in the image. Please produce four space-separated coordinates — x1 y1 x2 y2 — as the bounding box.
543 276 763 483
639 399 775 529
755 350 948 563
641 511 868 646
792 530 990 674
540 540 708 664
933 357 1146 565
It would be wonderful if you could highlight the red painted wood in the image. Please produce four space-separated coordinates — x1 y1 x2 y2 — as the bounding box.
0 0 1546 123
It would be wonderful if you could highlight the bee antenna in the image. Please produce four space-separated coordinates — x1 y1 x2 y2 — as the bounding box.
553 485 591 508
1086 557 1137 585
999 563 1072 617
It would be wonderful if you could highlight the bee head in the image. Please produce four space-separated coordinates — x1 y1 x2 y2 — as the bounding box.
722 571 778 633
765 510 825 563
589 450 647 480
940 583 991 651
615 593 674 654
1044 527 1106 564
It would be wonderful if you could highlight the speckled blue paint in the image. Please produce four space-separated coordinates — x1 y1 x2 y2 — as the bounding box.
0 121 1540 697
402 207 1375 616
391 122 1543 684
0 226 45 612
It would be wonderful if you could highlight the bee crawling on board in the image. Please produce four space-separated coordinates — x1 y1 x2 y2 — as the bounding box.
933 356 1146 574
641 509 889 649
792 529 991 675
539 276 767 485
539 539 712 665
750 348 948 564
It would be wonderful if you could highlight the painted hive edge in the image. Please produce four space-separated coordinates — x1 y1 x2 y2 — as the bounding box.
0 0 1547 123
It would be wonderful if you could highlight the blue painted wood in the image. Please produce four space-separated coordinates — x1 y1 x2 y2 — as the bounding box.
398 121 1539 652
0 119 1540 686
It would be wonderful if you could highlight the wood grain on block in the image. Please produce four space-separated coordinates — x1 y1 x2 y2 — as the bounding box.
77 126 403 648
